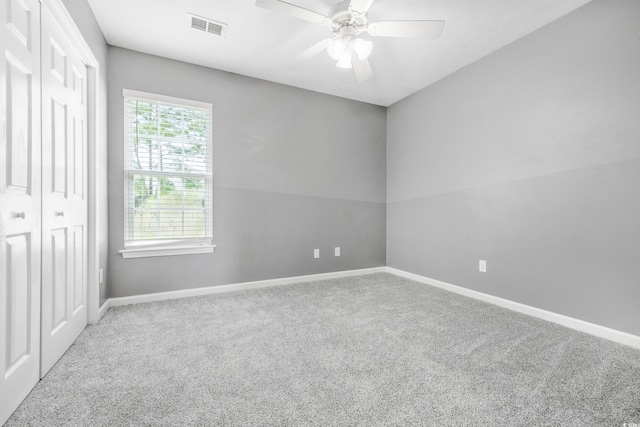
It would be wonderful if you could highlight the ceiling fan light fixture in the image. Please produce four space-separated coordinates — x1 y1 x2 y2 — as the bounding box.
327 37 347 60
336 49 353 69
352 38 373 60
328 36 371 68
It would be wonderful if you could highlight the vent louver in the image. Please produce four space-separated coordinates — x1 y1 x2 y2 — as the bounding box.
187 13 228 37
191 17 207 32
207 22 224 36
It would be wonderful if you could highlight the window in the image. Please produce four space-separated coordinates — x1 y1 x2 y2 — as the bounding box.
121 89 214 258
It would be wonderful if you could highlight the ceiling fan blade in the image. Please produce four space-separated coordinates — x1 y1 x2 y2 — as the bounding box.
367 20 445 38
348 0 376 16
351 54 373 82
255 0 329 24
285 38 332 69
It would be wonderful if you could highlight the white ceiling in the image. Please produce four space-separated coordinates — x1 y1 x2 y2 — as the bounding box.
87 0 592 107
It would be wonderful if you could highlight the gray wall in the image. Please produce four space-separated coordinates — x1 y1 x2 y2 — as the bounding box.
387 0 640 336
107 47 386 298
61 0 109 306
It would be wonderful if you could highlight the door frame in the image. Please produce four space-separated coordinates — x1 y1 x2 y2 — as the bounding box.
40 0 102 324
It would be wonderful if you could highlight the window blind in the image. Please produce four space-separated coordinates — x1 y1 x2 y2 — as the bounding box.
123 90 212 246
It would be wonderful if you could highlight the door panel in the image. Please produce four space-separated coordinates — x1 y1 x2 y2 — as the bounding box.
7 0 32 49
73 116 83 196
49 40 66 85
40 6 88 377
5 234 31 369
51 99 67 194
72 225 84 311
0 0 41 424
50 228 67 331
6 59 31 190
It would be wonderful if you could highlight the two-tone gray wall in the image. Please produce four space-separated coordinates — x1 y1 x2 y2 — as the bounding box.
387 0 640 336
61 0 109 306
68 0 638 337
107 47 386 298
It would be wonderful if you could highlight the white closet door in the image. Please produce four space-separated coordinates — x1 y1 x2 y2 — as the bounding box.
0 0 42 424
40 5 88 377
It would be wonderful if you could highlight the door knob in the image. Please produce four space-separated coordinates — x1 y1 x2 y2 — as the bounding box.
14 212 26 219
55 211 65 217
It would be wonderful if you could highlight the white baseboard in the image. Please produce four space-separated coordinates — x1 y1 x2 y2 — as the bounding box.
100 265 640 350
385 267 640 350
108 267 387 307
98 299 111 319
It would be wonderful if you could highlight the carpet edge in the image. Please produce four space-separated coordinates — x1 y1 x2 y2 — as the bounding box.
107 267 387 307
386 266 640 350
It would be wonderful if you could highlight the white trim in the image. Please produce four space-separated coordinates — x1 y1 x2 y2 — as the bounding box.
122 88 212 110
108 267 386 306
99 265 640 350
98 299 111 319
125 238 212 248
120 244 216 259
40 0 98 66
41 0 101 325
385 267 640 350
86 60 100 324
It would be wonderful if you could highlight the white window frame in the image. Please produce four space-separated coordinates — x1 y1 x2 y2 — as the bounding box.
119 89 215 258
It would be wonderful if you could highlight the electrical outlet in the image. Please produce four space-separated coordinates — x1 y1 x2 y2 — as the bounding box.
335 247 340 257
479 260 487 273
314 249 320 259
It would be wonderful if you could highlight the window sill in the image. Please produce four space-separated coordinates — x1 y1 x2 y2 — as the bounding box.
120 244 216 259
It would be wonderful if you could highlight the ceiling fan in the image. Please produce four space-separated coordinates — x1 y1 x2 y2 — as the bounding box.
255 0 445 82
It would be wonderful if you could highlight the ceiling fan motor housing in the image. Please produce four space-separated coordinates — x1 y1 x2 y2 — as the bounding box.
329 1 367 34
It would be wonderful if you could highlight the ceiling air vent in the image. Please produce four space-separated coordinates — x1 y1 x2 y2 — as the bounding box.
187 13 228 37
